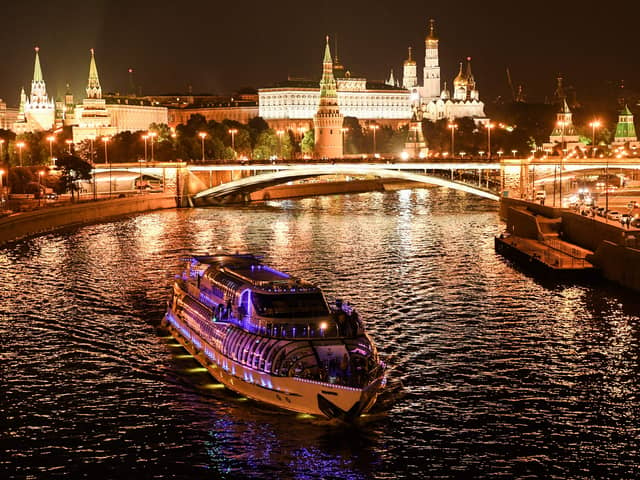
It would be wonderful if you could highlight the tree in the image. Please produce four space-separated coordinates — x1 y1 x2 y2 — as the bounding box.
301 130 314 156
343 117 365 154
56 154 93 201
253 130 278 160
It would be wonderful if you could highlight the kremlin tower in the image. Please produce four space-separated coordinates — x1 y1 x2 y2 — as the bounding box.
313 36 343 159
612 105 639 148
73 49 117 143
14 47 56 133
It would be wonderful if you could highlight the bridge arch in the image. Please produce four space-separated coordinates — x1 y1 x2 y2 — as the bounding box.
191 165 499 204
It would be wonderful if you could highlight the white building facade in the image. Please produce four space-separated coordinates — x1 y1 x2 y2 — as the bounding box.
259 77 411 121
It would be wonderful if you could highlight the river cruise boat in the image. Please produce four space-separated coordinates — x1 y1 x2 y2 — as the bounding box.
163 253 386 421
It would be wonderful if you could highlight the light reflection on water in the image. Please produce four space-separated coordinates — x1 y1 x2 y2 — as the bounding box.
2 187 640 479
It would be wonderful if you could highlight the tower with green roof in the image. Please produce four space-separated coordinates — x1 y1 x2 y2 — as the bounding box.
613 105 638 147
313 36 343 159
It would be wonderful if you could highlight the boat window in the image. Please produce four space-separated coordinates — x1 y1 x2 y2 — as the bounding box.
251 292 329 318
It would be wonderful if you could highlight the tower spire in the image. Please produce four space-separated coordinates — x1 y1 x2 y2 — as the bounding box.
33 47 43 83
314 35 343 159
86 48 102 99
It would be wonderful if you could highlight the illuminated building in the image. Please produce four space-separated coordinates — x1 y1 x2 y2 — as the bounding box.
402 47 418 90
13 47 56 133
420 19 441 101
612 105 639 148
258 39 411 130
544 100 582 152
314 37 343 159
72 49 118 143
0 99 18 130
416 20 487 123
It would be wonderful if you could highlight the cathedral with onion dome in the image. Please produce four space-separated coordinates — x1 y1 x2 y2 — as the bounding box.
410 19 487 123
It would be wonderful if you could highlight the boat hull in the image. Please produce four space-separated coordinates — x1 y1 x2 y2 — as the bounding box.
163 309 383 420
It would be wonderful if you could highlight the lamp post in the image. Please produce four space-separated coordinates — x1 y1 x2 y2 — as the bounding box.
0 168 4 206
16 141 25 166
370 124 379 157
589 120 601 158
148 131 157 161
102 137 111 198
142 134 148 162
340 127 349 158
37 170 44 206
198 132 207 162
65 139 73 154
556 121 567 207
88 135 96 200
228 128 238 159
0 139 4 162
486 123 494 159
139 159 144 194
448 123 458 158
47 135 55 166
276 129 284 159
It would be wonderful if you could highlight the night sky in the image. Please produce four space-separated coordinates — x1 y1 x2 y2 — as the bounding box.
1 1 638 107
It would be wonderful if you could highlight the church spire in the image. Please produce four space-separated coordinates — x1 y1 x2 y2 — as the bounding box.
86 48 102 99
33 47 43 83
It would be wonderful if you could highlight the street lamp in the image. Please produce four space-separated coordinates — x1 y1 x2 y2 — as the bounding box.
198 132 207 162
228 128 238 158
16 141 25 166
486 123 494 159
276 130 284 159
448 123 458 158
142 134 148 162
47 135 55 165
369 124 380 156
102 137 111 198
148 131 157 161
589 120 601 158
65 139 73 154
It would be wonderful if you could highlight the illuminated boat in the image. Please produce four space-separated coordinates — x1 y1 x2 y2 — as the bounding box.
163 253 386 421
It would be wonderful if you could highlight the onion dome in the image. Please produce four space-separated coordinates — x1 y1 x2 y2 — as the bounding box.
426 19 438 41
404 46 416 66
453 62 466 87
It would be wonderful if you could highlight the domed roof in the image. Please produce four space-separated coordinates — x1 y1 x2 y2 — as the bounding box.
453 62 466 87
404 46 416 66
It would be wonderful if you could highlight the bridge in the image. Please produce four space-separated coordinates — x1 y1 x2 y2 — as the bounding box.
189 162 501 205
84 157 640 206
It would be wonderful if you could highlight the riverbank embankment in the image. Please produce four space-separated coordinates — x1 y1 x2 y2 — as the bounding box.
499 197 640 291
0 195 176 246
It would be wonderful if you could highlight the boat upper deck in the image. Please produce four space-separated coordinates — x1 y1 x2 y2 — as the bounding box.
190 254 316 291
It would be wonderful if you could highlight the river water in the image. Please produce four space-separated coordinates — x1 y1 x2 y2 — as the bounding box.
2 188 639 479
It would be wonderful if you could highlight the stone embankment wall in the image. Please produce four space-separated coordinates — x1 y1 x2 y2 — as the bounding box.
500 197 640 291
590 241 640 291
0 195 176 246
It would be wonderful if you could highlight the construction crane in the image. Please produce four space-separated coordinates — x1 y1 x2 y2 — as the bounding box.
506 67 516 102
